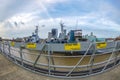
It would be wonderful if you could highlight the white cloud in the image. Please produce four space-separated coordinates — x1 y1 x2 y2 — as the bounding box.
8 12 39 24
0 22 6 37
0 0 120 39
1 11 120 38
38 0 68 4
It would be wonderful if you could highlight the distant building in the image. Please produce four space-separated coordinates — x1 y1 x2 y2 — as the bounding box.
84 32 97 42
14 38 23 42
74 30 82 41
106 38 115 42
51 28 58 39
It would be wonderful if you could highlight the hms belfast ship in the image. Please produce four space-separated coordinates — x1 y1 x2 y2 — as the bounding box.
10 22 116 55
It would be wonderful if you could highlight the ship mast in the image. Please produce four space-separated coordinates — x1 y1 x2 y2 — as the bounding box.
35 26 39 42
60 22 65 34
35 26 38 37
59 22 66 40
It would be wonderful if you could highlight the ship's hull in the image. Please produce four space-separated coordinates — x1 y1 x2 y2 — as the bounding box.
11 41 119 55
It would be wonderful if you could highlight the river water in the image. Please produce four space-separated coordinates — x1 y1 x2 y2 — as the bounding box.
9 47 118 71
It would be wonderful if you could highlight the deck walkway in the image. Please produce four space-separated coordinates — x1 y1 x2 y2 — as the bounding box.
0 53 120 80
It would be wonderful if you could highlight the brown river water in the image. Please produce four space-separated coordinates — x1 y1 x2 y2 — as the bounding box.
9 47 120 71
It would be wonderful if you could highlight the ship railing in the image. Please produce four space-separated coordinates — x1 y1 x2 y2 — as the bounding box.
0 41 120 79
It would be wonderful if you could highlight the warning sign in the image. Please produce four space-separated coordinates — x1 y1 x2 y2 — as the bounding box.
64 43 81 51
10 42 15 47
96 42 107 49
26 43 36 49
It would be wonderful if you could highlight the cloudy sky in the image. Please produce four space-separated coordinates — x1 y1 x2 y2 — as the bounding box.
0 0 120 39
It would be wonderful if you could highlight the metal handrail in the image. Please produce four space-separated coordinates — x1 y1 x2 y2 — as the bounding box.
0 41 120 79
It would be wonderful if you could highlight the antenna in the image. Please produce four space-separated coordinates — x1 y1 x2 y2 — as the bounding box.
35 25 39 37
60 21 65 34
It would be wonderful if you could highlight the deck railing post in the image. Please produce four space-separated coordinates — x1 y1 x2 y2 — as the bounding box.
48 44 51 75
89 43 96 74
66 43 93 77
114 42 119 65
118 42 120 65
8 44 11 56
102 41 117 71
20 45 24 65
51 55 55 71
3 42 4 53
33 44 46 68
33 52 41 68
